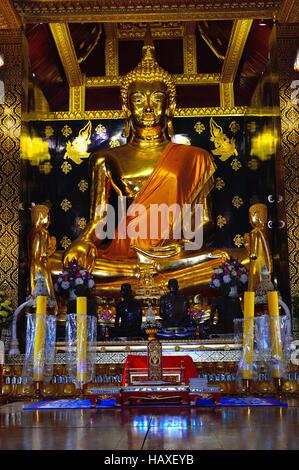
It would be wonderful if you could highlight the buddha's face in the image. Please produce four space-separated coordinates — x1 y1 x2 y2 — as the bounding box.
128 80 168 129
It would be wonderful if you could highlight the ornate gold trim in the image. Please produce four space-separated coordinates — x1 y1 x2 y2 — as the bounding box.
24 106 248 121
220 82 234 108
117 22 184 39
14 1 281 23
0 0 22 29
69 84 85 113
183 23 197 74
221 19 253 83
49 23 83 87
104 24 119 77
86 73 220 87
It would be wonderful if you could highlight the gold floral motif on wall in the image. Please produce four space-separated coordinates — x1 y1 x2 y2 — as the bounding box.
231 158 242 171
78 179 88 192
248 158 259 171
95 123 107 138
60 199 72 212
61 161 72 174
229 121 240 133
60 236 72 250
217 215 227 228
233 234 244 247
44 126 54 138
61 125 73 138
232 195 244 208
194 121 205 135
215 177 225 190
109 137 121 148
77 217 87 229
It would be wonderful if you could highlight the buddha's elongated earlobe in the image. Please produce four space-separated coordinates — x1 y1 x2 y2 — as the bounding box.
167 117 174 138
123 107 132 139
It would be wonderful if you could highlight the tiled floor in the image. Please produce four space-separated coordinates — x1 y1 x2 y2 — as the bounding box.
0 400 299 450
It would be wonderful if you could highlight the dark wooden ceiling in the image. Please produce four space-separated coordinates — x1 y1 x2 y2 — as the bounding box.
25 20 273 112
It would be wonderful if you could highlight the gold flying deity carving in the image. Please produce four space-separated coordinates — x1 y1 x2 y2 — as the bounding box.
244 203 273 292
210 118 238 162
64 121 92 164
49 27 249 292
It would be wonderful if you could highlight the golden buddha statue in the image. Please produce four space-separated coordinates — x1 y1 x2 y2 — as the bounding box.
28 204 57 305
58 30 232 292
244 203 273 292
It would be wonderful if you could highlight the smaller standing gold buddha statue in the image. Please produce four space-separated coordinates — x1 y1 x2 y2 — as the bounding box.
244 203 273 292
28 204 57 311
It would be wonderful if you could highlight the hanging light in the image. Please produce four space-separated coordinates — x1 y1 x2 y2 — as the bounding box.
258 19 267 26
294 49 299 72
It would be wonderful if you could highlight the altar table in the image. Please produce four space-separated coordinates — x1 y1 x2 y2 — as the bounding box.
121 354 198 386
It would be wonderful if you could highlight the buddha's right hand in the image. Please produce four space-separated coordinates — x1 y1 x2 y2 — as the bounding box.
63 240 97 272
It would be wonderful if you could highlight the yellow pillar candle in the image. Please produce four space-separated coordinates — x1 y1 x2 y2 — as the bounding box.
242 291 255 380
268 291 283 378
33 295 47 382
76 296 87 385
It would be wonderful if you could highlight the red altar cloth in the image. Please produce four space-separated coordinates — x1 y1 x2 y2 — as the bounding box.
121 355 198 386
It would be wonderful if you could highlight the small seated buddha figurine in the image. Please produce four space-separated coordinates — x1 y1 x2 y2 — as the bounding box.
114 283 142 337
62 27 228 290
244 203 273 292
254 265 275 316
159 279 190 328
28 204 57 310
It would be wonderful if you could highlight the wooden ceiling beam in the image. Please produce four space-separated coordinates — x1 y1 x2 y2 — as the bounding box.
277 0 299 23
13 0 280 23
49 23 83 87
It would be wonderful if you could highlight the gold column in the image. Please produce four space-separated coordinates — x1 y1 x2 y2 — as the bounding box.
69 82 85 114
0 29 27 307
183 23 197 74
104 24 119 77
277 24 299 337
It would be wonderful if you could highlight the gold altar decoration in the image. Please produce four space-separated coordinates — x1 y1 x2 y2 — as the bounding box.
244 204 273 292
76 296 88 385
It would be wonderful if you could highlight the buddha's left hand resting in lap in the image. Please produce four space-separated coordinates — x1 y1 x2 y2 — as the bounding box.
62 30 228 288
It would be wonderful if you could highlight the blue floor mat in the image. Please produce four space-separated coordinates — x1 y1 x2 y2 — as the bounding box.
23 399 116 410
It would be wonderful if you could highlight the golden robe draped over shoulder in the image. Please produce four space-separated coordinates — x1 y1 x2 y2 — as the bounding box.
99 142 216 260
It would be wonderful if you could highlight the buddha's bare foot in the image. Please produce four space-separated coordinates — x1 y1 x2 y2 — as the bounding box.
63 241 97 271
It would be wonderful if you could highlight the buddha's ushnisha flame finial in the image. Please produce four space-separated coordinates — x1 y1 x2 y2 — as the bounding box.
121 24 176 107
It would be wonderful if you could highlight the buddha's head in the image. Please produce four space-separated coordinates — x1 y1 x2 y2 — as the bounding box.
249 203 268 228
121 27 176 139
31 204 50 228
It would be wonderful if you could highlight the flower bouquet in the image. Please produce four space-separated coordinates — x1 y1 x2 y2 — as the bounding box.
189 307 208 324
210 256 248 296
54 259 95 298
98 306 115 325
